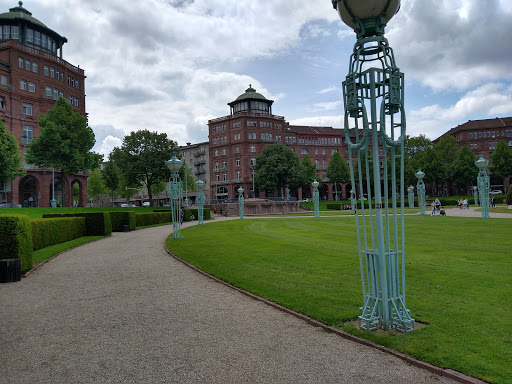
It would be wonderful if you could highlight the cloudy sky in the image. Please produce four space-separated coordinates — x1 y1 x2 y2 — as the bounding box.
21 0 512 158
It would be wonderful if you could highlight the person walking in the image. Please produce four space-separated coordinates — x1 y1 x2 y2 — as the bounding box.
491 196 496 208
435 198 441 213
431 201 436 216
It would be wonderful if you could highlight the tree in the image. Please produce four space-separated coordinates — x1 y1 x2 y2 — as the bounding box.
420 148 445 195
25 97 102 174
87 168 106 206
434 136 459 195
111 129 179 206
489 140 512 186
298 155 316 190
102 160 121 206
254 144 302 195
326 151 350 200
452 146 478 195
0 120 25 203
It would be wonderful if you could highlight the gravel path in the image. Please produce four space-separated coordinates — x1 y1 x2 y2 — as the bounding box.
0 220 465 384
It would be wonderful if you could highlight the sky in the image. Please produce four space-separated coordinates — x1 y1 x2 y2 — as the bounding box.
19 0 512 158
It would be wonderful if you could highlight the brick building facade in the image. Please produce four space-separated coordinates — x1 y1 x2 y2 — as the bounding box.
0 2 87 207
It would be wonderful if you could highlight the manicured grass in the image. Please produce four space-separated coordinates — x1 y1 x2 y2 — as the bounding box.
168 216 512 384
32 236 103 266
0 206 157 219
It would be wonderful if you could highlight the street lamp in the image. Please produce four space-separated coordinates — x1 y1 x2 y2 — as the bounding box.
333 0 414 332
312 180 320 218
407 185 415 208
183 165 189 207
473 185 478 206
238 186 244 219
196 179 205 225
165 153 184 239
415 170 426 215
475 155 490 219
50 167 56 207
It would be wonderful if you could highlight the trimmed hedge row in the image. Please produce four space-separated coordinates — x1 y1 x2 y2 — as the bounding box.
154 208 211 222
0 215 33 273
136 212 172 227
43 212 112 236
109 211 136 231
31 217 86 251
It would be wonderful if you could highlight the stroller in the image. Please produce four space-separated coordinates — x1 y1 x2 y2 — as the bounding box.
439 206 446 216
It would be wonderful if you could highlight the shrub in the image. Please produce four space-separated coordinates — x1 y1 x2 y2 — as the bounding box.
109 211 136 231
327 203 342 210
0 215 33 273
507 187 512 206
43 212 112 236
135 212 172 227
31 217 85 250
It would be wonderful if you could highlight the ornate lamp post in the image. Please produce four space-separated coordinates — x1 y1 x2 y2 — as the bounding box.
183 166 189 207
50 167 57 207
333 0 414 332
238 186 244 219
475 155 490 219
407 185 415 208
312 180 320 217
416 170 426 215
473 185 479 206
165 154 184 239
196 179 205 225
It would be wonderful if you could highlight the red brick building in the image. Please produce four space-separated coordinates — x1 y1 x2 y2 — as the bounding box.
208 86 350 201
0 2 87 207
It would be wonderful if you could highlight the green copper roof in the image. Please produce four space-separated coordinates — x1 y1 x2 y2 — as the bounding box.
0 2 47 28
235 85 268 101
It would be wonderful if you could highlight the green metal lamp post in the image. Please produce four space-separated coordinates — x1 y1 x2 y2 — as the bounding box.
312 180 320 217
184 166 189 207
165 154 184 239
333 0 414 332
196 179 205 225
416 170 426 215
50 167 57 207
475 155 490 219
407 185 415 208
473 185 479 206
238 186 244 219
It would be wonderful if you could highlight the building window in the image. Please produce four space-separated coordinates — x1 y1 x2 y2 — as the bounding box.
28 81 35 93
34 31 41 45
214 161 219 171
45 86 52 97
53 89 58 100
22 125 33 144
236 158 240 167
235 146 239 154
23 103 33 115
214 150 218 157
250 145 256 153
0 96 5 109
2 25 10 40
251 158 256 166
11 25 18 40
301 148 308 154
50 67 54 78
20 79 26 90
42 34 47 48
223 173 227 181
222 149 226 155
469 132 473 139
1 74 7 86
478 132 482 137
215 174 219 181
236 171 241 180
18 57 23 68
32 61 38 73
26 28 34 43
25 59 30 71
74 97 79 106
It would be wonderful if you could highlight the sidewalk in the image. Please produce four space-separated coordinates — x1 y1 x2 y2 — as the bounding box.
0 219 462 384
437 206 512 218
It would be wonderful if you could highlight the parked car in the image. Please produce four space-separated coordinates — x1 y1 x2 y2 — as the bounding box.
299 198 309 202
489 190 503 195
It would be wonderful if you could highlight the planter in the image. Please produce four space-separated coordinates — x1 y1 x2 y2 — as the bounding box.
0 259 21 283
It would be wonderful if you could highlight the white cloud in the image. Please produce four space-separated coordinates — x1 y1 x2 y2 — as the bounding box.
98 135 123 159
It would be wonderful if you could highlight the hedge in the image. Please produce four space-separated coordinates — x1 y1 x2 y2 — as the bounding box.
43 212 112 236
0 215 33 273
135 212 172 227
31 217 85 251
109 211 136 231
154 208 211 222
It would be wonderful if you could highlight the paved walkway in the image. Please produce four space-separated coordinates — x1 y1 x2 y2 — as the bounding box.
433 206 512 218
1 219 468 384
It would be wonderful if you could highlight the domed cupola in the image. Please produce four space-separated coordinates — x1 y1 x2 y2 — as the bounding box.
0 1 68 58
228 85 274 116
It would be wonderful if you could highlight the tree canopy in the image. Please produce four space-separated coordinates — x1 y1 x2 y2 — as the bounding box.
254 144 302 194
489 140 512 183
298 154 316 189
0 120 24 186
25 97 102 173
87 168 106 206
452 146 478 194
102 160 121 206
111 129 179 206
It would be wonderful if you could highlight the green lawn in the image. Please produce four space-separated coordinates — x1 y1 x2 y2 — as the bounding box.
168 216 512 384
0 206 160 219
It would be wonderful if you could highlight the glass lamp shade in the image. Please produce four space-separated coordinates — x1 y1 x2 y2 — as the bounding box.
475 156 488 170
408 185 414 192
333 0 401 29
195 179 205 190
238 187 244 194
312 180 320 188
166 154 183 171
415 170 425 180
473 186 477 191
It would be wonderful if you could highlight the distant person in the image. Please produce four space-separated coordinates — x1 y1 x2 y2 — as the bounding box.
431 201 436 216
463 199 468 209
435 198 441 213
491 196 496 208
180 210 184 225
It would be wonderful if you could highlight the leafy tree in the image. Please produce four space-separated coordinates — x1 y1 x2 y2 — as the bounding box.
434 135 459 194
420 148 445 195
0 121 25 201
111 129 179 206
404 134 433 160
489 140 512 186
181 164 197 195
326 151 350 200
299 155 316 189
87 168 106 206
102 160 121 206
25 97 102 174
452 146 478 195
254 144 302 195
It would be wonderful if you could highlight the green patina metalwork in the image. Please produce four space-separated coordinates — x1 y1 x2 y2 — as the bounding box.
336 1 414 333
166 154 184 239
475 156 490 219
473 185 479 206
407 185 414 208
415 170 426 216
196 180 205 225
238 186 244 220
312 180 320 218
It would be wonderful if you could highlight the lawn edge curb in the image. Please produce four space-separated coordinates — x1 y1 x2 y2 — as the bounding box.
166 246 487 384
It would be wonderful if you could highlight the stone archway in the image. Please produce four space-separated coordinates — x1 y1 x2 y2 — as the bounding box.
19 176 38 207
50 176 66 207
71 179 83 207
216 186 228 201
320 183 329 201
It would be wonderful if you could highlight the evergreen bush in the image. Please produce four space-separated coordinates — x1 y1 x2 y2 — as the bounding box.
109 211 136 231
43 212 112 236
31 217 85 250
507 187 512 206
0 215 33 273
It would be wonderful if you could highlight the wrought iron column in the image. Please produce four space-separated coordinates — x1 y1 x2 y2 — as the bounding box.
333 0 414 332
475 156 490 219
407 185 414 208
238 186 244 219
312 180 320 218
196 180 205 225
416 170 426 215
473 185 479 206
166 154 184 239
